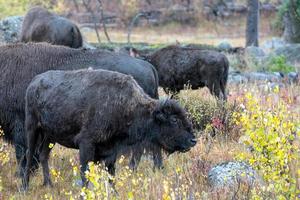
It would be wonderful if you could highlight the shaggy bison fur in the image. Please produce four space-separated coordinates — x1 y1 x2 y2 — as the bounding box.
23 69 196 189
0 43 159 176
139 45 229 100
20 6 83 48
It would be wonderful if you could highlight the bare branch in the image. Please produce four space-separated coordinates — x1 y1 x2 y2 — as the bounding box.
127 12 149 44
71 0 80 12
96 0 111 43
82 0 101 43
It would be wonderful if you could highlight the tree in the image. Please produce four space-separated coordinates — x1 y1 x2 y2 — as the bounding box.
96 0 111 43
283 0 300 43
82 0 101 43
245 0 259 47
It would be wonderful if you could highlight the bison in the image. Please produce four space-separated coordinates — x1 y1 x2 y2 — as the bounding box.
0 42 159 176
126 45 229 171
22 69 196 189
20 6 83 48
136 45 229 100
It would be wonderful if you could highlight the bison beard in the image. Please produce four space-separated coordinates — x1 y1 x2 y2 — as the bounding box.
22 69 196 189
0 43 159 176
20 6 83 48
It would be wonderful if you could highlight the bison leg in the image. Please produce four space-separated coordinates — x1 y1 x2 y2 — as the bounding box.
208 81 222 100
129 145 143 171
220 81 227 101
152 146 163 170
105 154 117 176
22 114 39 190
39 137 53 187
79 139 95 186
13 116 39 177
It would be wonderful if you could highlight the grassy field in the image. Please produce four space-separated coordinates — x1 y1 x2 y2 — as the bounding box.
82 14 276 47
1 83 299 199
1 13 299 199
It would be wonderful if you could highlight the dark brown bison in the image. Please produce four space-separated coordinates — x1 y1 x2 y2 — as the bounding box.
23 69 196 189
0 43 159 177
20 6 83 48
137 45 229 100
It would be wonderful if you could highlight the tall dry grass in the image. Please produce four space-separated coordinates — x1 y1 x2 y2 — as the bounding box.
0 83 299 199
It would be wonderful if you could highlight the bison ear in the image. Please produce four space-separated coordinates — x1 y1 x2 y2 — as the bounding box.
153 110 167 123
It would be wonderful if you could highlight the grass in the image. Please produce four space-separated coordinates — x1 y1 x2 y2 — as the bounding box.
82 13 276 47
1 83 299 199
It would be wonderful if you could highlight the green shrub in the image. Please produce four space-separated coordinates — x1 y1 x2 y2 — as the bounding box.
266 55 295 73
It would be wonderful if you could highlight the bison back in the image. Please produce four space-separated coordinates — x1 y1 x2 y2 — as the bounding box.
20 6 83 48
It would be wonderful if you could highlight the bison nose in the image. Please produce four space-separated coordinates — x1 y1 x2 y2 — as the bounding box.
190 138 197 146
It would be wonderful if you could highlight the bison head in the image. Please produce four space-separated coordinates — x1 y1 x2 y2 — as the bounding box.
152 99 196 154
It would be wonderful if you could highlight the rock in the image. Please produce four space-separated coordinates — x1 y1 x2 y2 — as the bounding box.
208 161 261 188
261 37 286 52
274 44 300 64
218 41 232 51
0 16 23 43
228 72 248 84
80 27 94 35
245 46 266 58
244 47 266 70
82 41 96 50
245 72 282 82
287 72 299 83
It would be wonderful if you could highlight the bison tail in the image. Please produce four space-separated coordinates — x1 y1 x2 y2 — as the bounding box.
151 65 160 99
71 26 83 48
222 56 229 87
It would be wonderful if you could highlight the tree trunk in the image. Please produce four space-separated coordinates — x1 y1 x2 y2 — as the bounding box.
245 0 259 47
283 0 300 43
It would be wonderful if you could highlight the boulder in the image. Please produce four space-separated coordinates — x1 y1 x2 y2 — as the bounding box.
244 46 266 71
208 161 261 188
82 41 96 49
228 72 248 84
261 37 286 52
245 46 266 58
244 72 282 82
80 27 94 35
0 16 23 43
218 41 232 51
287 72 299 83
